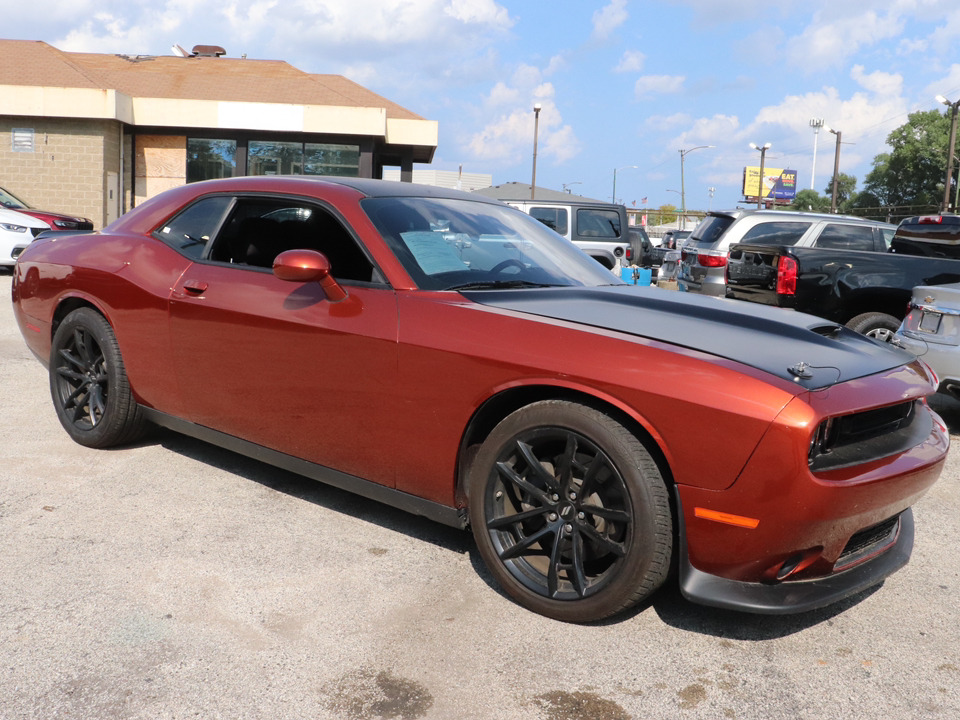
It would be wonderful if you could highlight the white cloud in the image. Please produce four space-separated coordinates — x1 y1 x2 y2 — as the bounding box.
614 50 646 73
850 65 903 97
923 64 960 104
672 115 740 147
785 9 905 71
591 0 628 40
467 69 580 165
634 75 685 99
646 113 693 131
444 0 512 26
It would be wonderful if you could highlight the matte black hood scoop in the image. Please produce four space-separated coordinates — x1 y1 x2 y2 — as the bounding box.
462 286 915 390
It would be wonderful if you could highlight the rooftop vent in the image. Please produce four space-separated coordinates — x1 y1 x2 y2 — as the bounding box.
192 45 226 57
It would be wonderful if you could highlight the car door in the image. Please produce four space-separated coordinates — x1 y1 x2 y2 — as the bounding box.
167 194 400 487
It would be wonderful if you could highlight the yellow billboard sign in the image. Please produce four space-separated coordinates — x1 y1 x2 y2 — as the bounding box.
742 167 798 200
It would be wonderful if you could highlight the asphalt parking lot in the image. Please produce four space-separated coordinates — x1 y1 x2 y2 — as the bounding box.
1 272 959 720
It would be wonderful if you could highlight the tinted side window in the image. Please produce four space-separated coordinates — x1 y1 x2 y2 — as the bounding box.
155 196 232 259
576 208 621 238
208 197 377 282
814 224 876 251
530 207 568 235
740 221 810 246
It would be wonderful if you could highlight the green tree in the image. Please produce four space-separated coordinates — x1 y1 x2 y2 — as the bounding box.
862 109 952 207
655 204 678 225
788 188 830 212
824 173 857 211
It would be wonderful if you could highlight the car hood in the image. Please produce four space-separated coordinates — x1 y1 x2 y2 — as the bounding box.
0 206 50 228
462 285 917 390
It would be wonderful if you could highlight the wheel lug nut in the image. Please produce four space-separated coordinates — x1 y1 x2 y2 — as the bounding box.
564 524 573 534
495 491 503 499
577 512 585 520
569 492 577 500
552 494 559 501
548 513 558 522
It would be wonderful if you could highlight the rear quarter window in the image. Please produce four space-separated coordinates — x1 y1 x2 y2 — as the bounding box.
154 195 233 258
739 221 811 246
689 215 735 248
814 224 876 251
576 208 621 238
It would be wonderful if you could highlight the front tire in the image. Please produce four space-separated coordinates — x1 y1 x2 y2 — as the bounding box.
846 312 900 343
49 308 146 448
468 400 672 622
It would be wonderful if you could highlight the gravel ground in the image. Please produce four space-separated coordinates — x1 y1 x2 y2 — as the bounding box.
1 271 958 720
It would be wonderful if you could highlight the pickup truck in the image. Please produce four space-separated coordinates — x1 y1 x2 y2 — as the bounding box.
725 214 960 340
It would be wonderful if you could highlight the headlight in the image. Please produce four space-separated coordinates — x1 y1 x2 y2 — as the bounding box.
53 220 79 229
0 223 28 233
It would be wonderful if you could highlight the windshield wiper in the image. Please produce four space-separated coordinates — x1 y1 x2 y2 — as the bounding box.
445 280 561 291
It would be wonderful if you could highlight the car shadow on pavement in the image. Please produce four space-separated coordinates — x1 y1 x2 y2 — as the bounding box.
147 427 890 633
646 581 882 639
152 428 476 555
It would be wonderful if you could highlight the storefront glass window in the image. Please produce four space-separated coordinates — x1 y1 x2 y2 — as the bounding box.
304 143 360 177
248 141 304 176
186 139 237 182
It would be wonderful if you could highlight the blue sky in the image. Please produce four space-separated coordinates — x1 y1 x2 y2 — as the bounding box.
8 1 960 211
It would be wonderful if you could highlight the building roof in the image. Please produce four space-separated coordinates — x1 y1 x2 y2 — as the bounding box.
0 39 422 121
472 182 608 204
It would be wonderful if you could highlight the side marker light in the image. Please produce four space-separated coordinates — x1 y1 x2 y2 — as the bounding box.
694 508 760 529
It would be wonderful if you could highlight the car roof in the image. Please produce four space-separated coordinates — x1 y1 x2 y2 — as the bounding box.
707 208 894 228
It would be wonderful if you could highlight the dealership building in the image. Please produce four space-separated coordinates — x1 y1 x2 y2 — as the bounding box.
0 40 438 229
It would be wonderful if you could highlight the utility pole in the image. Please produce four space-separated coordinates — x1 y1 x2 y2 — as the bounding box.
749 142 771 209
937 95 960 212
531 103 541 199
809 118 824 190
824 125 842 213
678 146 713 230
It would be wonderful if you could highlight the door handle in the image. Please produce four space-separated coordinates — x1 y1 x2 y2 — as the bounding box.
183 280 208 295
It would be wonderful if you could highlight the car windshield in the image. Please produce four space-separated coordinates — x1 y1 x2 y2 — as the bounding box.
0 186 31 210
362 196 621 291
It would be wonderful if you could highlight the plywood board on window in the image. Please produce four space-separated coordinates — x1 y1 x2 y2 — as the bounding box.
135 135 186 179
135 175 186 204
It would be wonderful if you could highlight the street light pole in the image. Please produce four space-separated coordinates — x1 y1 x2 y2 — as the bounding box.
612 165 638 204
678 145 714 229
822 125 842 213
809 118 824 190
749 142 771 209
937 94 960 212
531 103 541 200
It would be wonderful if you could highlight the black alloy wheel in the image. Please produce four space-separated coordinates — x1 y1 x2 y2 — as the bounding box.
469 401 672 622
50 308 146 448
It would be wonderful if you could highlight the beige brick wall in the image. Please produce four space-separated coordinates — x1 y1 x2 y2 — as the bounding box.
0 117 123 230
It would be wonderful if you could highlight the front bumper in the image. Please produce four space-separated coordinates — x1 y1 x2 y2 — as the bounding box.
677 498 914 614
674 363 947 613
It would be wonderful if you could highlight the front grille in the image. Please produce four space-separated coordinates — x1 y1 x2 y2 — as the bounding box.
809 400 930 472
835 514 900 571
30 227 44 238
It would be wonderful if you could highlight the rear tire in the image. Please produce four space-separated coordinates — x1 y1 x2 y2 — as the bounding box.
49 308 147 448
846 312 900 343
467 400 672 622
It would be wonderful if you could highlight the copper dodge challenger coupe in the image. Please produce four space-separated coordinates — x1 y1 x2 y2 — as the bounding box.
11 177 948 622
